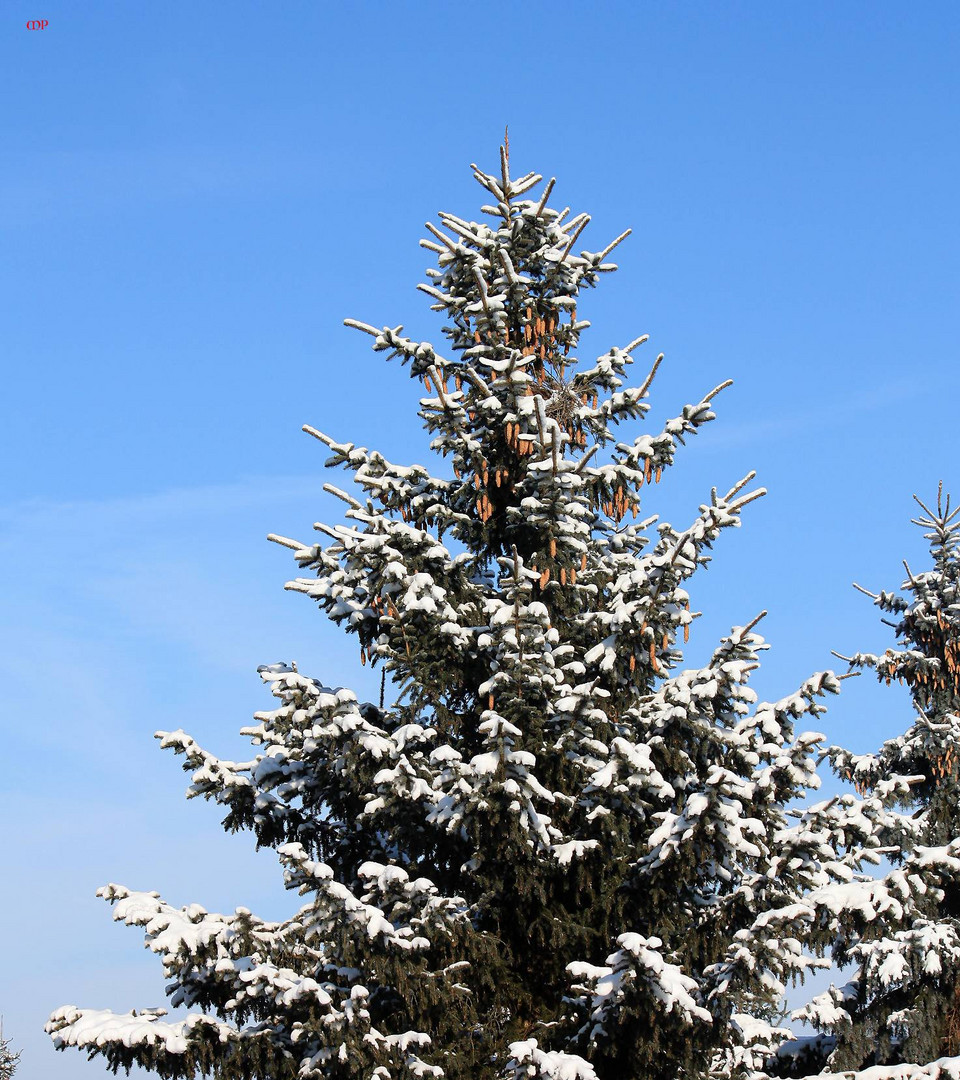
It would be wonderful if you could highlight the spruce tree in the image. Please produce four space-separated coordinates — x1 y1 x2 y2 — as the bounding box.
49 145 843 1080
0 1020 20 1080
791 488 960 1077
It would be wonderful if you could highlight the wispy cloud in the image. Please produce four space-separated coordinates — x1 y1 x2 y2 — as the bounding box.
703 378 919 449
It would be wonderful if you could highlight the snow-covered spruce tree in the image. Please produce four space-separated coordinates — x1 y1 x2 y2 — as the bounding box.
0 1020 20 1080
49 147 843 1080
789 489 960 1077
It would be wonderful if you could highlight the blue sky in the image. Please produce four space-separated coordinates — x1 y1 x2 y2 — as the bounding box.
2 2 960 1076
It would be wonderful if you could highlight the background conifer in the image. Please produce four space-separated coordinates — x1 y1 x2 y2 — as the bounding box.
0 1020 20 1080
792 489 960 1078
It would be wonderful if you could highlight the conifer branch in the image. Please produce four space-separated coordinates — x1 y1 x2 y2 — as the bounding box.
561 212 590 235
437 214 480 245
852 582 880 600
624 334 650 355
575 445 600 473
510 172 542 197
534 395 548 447
558 215 591 265
469 163 503 201
511 545 525 681
424 221 459 255
534 177 556 218
473 268 491 313
461 366 490 396
596 229 633 262
323 483 363 510
427 365 451 409
417 283 450 305
312 521 340 540
497 248 520 284
500 140 510 201
301 424 337 447
913 492 938 521
703 379 734 402
503 346 519 379
637 353 664 398
266 534 311 552
729 487 766 512
725 471 758 500
343 318 380 337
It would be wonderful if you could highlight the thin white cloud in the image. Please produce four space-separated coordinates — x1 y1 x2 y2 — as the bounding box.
703 378 919 449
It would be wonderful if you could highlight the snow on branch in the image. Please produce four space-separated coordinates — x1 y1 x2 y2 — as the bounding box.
503 1040 598 1080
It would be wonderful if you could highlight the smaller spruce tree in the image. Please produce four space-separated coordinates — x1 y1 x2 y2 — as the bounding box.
791 487 960 1076
0 1020 20 1080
